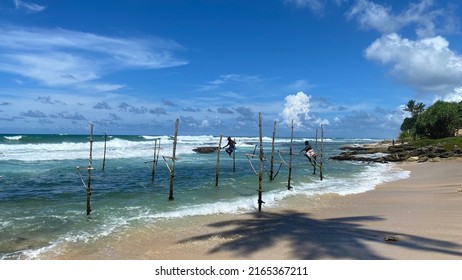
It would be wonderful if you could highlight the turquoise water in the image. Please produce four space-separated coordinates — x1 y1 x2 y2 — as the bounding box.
0 134 409 259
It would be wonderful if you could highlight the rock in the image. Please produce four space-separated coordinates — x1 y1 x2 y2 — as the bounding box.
408 156 419 162
418 156 428 162
429 157 442 162
193 146 218 154
332 142 462 164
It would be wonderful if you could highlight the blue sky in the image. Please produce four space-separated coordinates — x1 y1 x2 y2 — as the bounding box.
0 0 461 138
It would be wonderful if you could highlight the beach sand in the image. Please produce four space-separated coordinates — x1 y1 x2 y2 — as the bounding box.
52 159 462 260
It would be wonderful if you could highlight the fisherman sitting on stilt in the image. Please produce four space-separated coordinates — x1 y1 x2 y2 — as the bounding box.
222 137 236 156
301 140 316 166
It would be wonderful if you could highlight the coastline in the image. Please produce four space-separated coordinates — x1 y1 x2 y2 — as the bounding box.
49 159 462 260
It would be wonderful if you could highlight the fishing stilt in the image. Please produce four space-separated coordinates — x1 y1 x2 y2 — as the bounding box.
320 124 324 181
102 132 107 171
76 123 94 215
245 113 266 211
144 138 161 185
166 119 179 200
86 123 94 215
215 135 223 192
287 120 294 190
257 113 264 211
269 121 276 181
232 137 236 172
314 128 318 175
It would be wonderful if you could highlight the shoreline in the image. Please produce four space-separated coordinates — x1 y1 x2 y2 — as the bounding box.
49 159 462 260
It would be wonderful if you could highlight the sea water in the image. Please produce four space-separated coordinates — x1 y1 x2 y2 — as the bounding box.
0 134 410 259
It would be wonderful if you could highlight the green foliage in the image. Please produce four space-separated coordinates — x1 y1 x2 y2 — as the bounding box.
404 100 425 118
399 99 425 140
400 117 416 131
411 137 462 151
398 130 413 142
414 101 462 139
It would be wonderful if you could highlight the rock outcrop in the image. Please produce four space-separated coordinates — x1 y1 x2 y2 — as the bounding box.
193 146 218 154
331 143 462 163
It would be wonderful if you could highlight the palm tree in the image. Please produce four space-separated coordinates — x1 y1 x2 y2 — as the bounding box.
404 100 425 118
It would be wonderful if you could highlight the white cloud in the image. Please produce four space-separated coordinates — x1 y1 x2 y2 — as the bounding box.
434 87 462 103
386 105 409 126
285 0 325 14
0 26 187 91
197 74 262 92
279 91 314 129
347 0 397 34
314 118 329 126
286 79 315 92
365 33 462 94
200 119 210 128
347 0 457 38
14 0 45 13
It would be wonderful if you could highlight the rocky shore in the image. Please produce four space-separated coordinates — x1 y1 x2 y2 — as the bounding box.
330 141 462 163
192 146 218 153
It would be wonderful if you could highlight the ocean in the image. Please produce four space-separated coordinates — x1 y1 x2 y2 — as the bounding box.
0 134 410 259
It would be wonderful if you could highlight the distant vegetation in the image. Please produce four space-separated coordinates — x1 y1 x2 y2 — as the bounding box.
411 137 462 151
399 100 462 142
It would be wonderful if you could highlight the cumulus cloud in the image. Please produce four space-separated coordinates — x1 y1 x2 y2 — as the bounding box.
217 107 234 114
182 107 200 112
365 33 462 94
20 109 47 118
118 102 151 114
347 0 457 38
234 106 255 120
179 116 210 130
34 96 67 105
331 105 407 137
279 91 314 129
129 106 148 114
51 111 87 120
434 87 462 103
93 102 112 110
200 119 210 128
162 99 176 107
150 107 168 115
108 113 122 121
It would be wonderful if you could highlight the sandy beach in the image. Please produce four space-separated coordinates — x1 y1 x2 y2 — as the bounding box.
52 159 462 260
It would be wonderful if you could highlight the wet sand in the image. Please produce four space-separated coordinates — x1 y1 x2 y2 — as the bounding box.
52 159 462 260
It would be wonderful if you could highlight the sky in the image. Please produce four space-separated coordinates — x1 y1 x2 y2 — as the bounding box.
0 0 461 138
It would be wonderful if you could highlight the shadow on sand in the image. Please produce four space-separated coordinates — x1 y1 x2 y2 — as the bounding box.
180 210 462 259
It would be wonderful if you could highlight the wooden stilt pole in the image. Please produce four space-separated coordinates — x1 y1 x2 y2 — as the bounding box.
86 123 94 215
269 121 276 181
151 138 160 182
102 132 107 171
258 113 264 212
215 135 223 192
320 124 324 181
287 120 294 190
169 119 179 200
314 129 318 175
232 138 236 172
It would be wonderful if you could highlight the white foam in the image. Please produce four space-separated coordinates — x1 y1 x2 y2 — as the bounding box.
4 135 23 140
295 163 410 196
0 137 198 161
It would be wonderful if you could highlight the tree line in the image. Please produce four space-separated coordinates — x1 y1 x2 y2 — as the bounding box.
399 99 462 140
